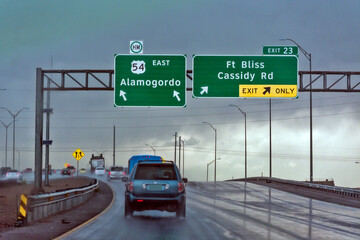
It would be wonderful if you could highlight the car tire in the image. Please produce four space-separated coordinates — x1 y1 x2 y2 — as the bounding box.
176 201 186 218
124 197 134 217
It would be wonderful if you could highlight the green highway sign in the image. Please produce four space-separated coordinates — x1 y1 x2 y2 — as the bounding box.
114 54 186 107
192 55 298 98
263 46 298 55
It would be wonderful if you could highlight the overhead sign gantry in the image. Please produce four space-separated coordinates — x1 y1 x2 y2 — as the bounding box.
33 52 360 193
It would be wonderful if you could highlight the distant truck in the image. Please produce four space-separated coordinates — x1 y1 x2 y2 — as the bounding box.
89 154 105 172
128 155 163 174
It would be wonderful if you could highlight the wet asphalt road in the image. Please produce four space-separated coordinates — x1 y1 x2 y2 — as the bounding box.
60 175 360 240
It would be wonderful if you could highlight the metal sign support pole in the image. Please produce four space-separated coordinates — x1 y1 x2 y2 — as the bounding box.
45 75 51 186
113 125 115 166
32 68 44 194
179 136 181 173
174 132 177 165
269 99 272 178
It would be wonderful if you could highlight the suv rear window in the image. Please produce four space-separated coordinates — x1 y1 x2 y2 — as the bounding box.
134 164 177 180
110 167 124 171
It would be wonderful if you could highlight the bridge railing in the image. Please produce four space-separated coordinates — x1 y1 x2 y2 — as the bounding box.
17 178 99 225
242 177 360 198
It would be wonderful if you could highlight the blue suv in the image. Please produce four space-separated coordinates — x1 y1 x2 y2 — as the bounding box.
122 161 188 218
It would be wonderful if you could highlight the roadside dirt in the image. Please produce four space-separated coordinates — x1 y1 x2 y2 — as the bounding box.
0 176 104 233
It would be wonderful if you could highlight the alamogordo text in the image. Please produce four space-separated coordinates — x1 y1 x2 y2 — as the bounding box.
119 78 182 89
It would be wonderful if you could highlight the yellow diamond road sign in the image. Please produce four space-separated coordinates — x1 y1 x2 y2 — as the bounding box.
72 149 84 161
239 85 297 98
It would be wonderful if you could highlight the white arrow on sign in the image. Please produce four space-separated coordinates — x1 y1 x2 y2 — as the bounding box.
200 86 208 95
119 90 127 101
173 90 180 101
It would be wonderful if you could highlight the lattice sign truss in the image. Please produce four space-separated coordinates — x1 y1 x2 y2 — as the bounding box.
299 71 360 92
42 69 360 93
42 70 115 91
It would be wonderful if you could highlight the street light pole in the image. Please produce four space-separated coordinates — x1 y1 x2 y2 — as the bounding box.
203 122 217 182
16 149 20 171
0 120 12 168
174 132 177 166
146 144 156 155
113 125 115 166
279 38 313 182
0 107 28 169
207 158 221 182
181 139 185 177
178 136 181 173
229 104 247 178
207 160 214 182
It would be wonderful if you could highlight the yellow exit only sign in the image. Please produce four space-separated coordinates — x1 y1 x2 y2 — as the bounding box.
239 85 297 98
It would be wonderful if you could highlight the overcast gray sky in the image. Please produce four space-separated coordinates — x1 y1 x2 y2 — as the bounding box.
1 0 359 187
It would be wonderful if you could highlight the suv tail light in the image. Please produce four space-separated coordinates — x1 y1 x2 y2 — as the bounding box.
178 182 185 193
128 181 134 192
109 171 111 175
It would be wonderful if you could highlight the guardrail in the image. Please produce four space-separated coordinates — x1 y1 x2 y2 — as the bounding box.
235 177 360 198
17 178 99 225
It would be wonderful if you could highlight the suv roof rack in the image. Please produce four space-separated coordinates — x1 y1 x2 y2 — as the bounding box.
161 160 174 164
137 160 174 164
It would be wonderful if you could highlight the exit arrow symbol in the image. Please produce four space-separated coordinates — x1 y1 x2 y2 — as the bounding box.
263 87 271 95
119 90 127 101
173 90 180 101
200 86 208 95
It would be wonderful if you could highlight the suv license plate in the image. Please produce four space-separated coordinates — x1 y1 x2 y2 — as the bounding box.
148 184 163 191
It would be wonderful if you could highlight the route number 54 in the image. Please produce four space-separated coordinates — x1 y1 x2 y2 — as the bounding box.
131 60 146 74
